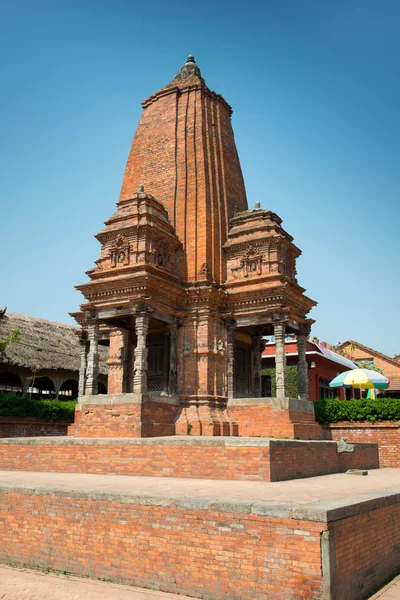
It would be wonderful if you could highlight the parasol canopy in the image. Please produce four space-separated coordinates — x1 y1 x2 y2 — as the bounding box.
330 368 389 390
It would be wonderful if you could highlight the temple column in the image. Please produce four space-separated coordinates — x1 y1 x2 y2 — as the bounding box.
297 329 309 401
133 314 149 394
78 333 88 396
253 335 262 397
274 321 287 399
107 328 129 394
86 318 99 396
168 322 179 395
227 323 236 399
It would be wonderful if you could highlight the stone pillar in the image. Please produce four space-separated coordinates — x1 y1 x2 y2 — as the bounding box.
227 324 236 399
107 328 129 394
274 321 287 399
78 334 88 397
133 314 149 394
86 319 99 396
252 335 262 397
297 330 309 401
168 322 179 395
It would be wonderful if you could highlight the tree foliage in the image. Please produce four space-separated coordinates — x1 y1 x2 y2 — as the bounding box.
355 360 384 375
0 329 20 352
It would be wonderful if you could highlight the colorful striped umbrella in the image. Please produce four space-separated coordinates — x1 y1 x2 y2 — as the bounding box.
330 368 389 390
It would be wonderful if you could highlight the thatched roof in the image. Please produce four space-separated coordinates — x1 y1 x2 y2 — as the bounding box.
0 312 108 374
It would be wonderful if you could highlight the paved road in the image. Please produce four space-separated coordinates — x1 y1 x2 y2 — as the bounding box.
0 565 196 600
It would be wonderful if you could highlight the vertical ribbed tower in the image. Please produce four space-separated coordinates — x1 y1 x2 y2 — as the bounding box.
119 55 248 284
72 55 317 439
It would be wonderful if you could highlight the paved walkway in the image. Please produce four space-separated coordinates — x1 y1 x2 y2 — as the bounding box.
370 575 400 599
1 564 399 599
0 565 196 600
0 468 399 505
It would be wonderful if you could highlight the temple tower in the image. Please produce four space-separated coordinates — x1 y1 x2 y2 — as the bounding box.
71 56 320 439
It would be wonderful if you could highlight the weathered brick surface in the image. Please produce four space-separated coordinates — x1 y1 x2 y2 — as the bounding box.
227 404 324 439
0 417 70 438
0 488 324 600
323 422 400 467
70 401 178 438
0 438 378 481
330 502 400 599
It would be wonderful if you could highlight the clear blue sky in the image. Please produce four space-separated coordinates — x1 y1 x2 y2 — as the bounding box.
1 1 399 356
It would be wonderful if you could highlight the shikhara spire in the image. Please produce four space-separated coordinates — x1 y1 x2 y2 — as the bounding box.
72 55 316 438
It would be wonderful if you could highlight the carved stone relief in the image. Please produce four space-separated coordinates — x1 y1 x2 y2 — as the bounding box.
109 235 130 268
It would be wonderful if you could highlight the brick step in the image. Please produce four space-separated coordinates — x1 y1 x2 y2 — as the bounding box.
0 469 399 600
0 436 379 482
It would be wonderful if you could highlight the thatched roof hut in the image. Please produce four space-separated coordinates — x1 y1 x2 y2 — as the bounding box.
0 312 108 375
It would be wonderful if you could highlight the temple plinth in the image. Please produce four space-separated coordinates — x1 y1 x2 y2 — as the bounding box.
70 56 320 439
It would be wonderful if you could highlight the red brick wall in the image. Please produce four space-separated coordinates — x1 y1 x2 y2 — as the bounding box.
228 404 323 439
269 441 379 481
0 439 379 481
70 401 178 438
323 422 400 467
0 417 70 438
0 488 324 600
331 501 400 599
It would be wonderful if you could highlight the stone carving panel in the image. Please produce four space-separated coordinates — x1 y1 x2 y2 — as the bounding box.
109 235 131 268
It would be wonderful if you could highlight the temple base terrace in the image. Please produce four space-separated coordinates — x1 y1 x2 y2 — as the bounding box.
69 393 323 439
0 468 399 600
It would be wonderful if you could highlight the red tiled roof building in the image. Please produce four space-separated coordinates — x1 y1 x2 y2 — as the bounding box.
71 56 320 438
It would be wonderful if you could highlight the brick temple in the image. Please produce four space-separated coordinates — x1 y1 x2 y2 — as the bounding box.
70 55 320 438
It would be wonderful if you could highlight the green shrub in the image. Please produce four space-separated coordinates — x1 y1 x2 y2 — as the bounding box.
261 365 298 398
0 393 76 421
314 397 400 424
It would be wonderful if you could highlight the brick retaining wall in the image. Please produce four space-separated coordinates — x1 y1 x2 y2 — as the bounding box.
323 421 400 467
0 483 399 599
0 417 70 438
0 437 379 481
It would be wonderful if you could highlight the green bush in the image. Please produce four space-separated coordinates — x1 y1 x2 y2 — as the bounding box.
314 397 400 424
261 365 298 398
0 393 76 421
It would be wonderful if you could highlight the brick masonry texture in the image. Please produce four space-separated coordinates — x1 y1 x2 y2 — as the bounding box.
0 417 70 438
70 401 178 438
323 421 400 467
0 438 379 481
331 502 400 599
0 487 324 600
0 484 399 600
227 404 324 439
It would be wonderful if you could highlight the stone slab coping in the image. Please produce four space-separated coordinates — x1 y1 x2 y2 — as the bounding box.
0 435 377 449
77 395 315 413
0 469 399 524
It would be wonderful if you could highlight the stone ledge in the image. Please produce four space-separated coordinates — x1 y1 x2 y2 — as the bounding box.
0 482 399 524
292 487 400 523
227 397 315 413
0 435 373 448
78 393 180 407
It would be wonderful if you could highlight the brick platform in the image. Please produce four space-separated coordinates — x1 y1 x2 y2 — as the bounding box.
0 436 379 481
0 470 399 600
70 394 324 440
323 421 400 467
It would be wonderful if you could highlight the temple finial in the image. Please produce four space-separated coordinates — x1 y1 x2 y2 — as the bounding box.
176 54 203 81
